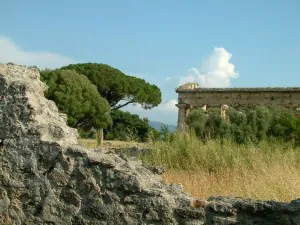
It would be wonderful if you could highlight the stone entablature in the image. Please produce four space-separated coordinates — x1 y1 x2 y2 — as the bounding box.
176 87 300 93
176 83 300 131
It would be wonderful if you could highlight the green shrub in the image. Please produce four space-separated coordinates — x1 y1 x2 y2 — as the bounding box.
186 106 300 146
104 110 157 142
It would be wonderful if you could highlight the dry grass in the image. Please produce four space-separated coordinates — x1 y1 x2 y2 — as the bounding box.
78 138 146 149
163 163 300 202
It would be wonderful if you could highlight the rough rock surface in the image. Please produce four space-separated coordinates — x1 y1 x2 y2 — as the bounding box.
0 63 300 225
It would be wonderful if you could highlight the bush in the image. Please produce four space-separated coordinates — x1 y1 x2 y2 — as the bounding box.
187 106 300 146
104 110 159 142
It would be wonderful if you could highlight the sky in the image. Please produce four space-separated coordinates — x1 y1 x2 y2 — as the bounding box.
1 0 299 125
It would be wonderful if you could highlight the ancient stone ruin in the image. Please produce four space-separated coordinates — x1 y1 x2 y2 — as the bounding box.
0 63 300 224
176 83 300 131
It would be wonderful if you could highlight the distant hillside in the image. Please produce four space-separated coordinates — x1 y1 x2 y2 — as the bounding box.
149 121 177 132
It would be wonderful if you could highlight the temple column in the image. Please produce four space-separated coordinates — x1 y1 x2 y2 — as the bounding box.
296 106 300 118
221 104 229 121
176 104 191 131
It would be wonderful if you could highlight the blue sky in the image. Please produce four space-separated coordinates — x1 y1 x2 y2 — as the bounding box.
1 0 299 124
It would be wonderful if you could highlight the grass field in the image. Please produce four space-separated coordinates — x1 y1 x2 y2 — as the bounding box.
162 165 300 202
78 134 300 202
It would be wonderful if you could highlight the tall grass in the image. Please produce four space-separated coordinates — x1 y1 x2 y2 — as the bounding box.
141 131 300 202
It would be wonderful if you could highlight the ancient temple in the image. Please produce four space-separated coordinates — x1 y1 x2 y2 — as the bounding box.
176 83 300 131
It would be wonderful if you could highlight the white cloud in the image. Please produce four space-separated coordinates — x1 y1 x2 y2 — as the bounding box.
0 36 75 69
122 99 178 125
180 47 239 87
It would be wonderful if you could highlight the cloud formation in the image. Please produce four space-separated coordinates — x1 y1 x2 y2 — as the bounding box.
122 99 178 125
124 48 239 124
180 47 239 87
0 36 75 69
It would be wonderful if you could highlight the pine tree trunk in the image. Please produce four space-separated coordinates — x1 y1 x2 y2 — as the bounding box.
96 128 103 146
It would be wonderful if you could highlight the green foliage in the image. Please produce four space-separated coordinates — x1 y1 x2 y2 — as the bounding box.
228 109 249 144
187 109 229 142
206 108 230 140
186 109 208 140
104 110 159 142
268 109 295 140
187 106 300 146
159 124 175 142
40 63 163 143
40 69 112 129
60 63 162 110
77 128 92 139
